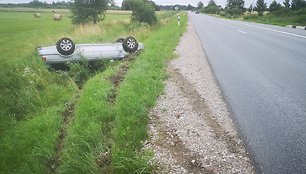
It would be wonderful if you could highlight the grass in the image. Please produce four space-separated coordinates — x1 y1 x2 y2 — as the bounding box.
0 9 131 122
242 12 306 26
57 64 120 174
55 12 187 173
0 9 187 174
0 12 71 58
0 106 65 174
111 13 187 173
0 9 131 174
215 9 306 27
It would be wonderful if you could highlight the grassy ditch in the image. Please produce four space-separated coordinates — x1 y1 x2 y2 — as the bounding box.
56 13 187 174
0 9 131 129
57 64 120 174
0 9 186 174
0 9 135 174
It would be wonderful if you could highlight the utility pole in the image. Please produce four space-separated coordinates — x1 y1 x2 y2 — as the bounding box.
251 0 255 13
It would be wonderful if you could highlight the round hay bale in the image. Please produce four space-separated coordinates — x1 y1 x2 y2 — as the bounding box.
53 14 62 21
34 13 41 18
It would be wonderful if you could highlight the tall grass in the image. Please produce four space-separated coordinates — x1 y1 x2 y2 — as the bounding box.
55 11 186 174
57 64 120 174
0 10 131 174
0 10 132 122
0 10 186 174
112 13 187 173
0 106 65 174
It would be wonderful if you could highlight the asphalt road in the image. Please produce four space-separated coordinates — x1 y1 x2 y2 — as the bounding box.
189 13 306 174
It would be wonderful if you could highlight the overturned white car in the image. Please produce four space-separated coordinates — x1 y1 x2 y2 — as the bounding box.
37 37 143 66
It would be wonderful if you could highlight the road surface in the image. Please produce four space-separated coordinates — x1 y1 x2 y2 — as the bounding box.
189 13 306 174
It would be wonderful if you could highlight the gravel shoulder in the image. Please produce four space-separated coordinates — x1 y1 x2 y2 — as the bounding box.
145 16 255 173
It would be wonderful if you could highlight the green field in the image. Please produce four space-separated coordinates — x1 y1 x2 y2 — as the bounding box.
0 8 186 173
0 10 132 58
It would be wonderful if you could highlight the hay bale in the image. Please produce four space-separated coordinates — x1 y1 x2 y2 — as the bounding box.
34 13 41 18
53 14 62 21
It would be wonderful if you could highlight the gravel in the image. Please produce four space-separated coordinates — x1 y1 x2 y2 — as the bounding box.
144 16 255 174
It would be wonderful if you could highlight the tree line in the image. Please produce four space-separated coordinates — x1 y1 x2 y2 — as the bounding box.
0 0 73 9
194 0 306 16
71 0 158 25
1 0 160 25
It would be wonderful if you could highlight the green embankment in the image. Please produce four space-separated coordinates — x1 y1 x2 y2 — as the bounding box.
112 14 187 173
58 13 187 173
0 9 187 174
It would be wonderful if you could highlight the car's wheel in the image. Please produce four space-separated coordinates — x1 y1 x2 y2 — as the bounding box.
122 37 138 53
56 38 75 55
115 38 125 43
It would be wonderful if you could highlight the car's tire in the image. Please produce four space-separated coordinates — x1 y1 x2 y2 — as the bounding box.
122 37 138 53
115 38 125 43
56 38 75 55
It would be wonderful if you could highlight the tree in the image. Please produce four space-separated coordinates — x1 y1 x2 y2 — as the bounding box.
255 0 267 16
208 0 217 6
291 0 306 10
269 0 282 11
71 0 108 24
283 0 291 8
226 0 245 15
121 0 130 10
187 4 196 10
130 0 157 25
202 0 221 14
149 0 160 11
197 1 204 9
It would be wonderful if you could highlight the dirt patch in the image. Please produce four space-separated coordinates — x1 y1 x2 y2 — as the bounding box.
169 66 241 154
106 54 137 103
151 115 213 174
96 151 112 168
108 64 129 88
48 98 77 173
97 54 138 170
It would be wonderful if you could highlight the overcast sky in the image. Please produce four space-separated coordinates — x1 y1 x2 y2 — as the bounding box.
1 0 285 8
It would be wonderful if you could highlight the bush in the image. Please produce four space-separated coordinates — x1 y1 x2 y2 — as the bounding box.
295 8 306 16
293 14 306 23
225 7 244 16
67 58 110 88
220 11 226 16
243 14 259 20
130 0 157 25
203 5 221 14
271 8 293 16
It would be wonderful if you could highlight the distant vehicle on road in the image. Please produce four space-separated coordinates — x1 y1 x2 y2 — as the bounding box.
195 11 200 14
38 37 144 66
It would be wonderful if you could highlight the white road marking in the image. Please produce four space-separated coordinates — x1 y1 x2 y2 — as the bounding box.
245 24 306 39
237 30 247 34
